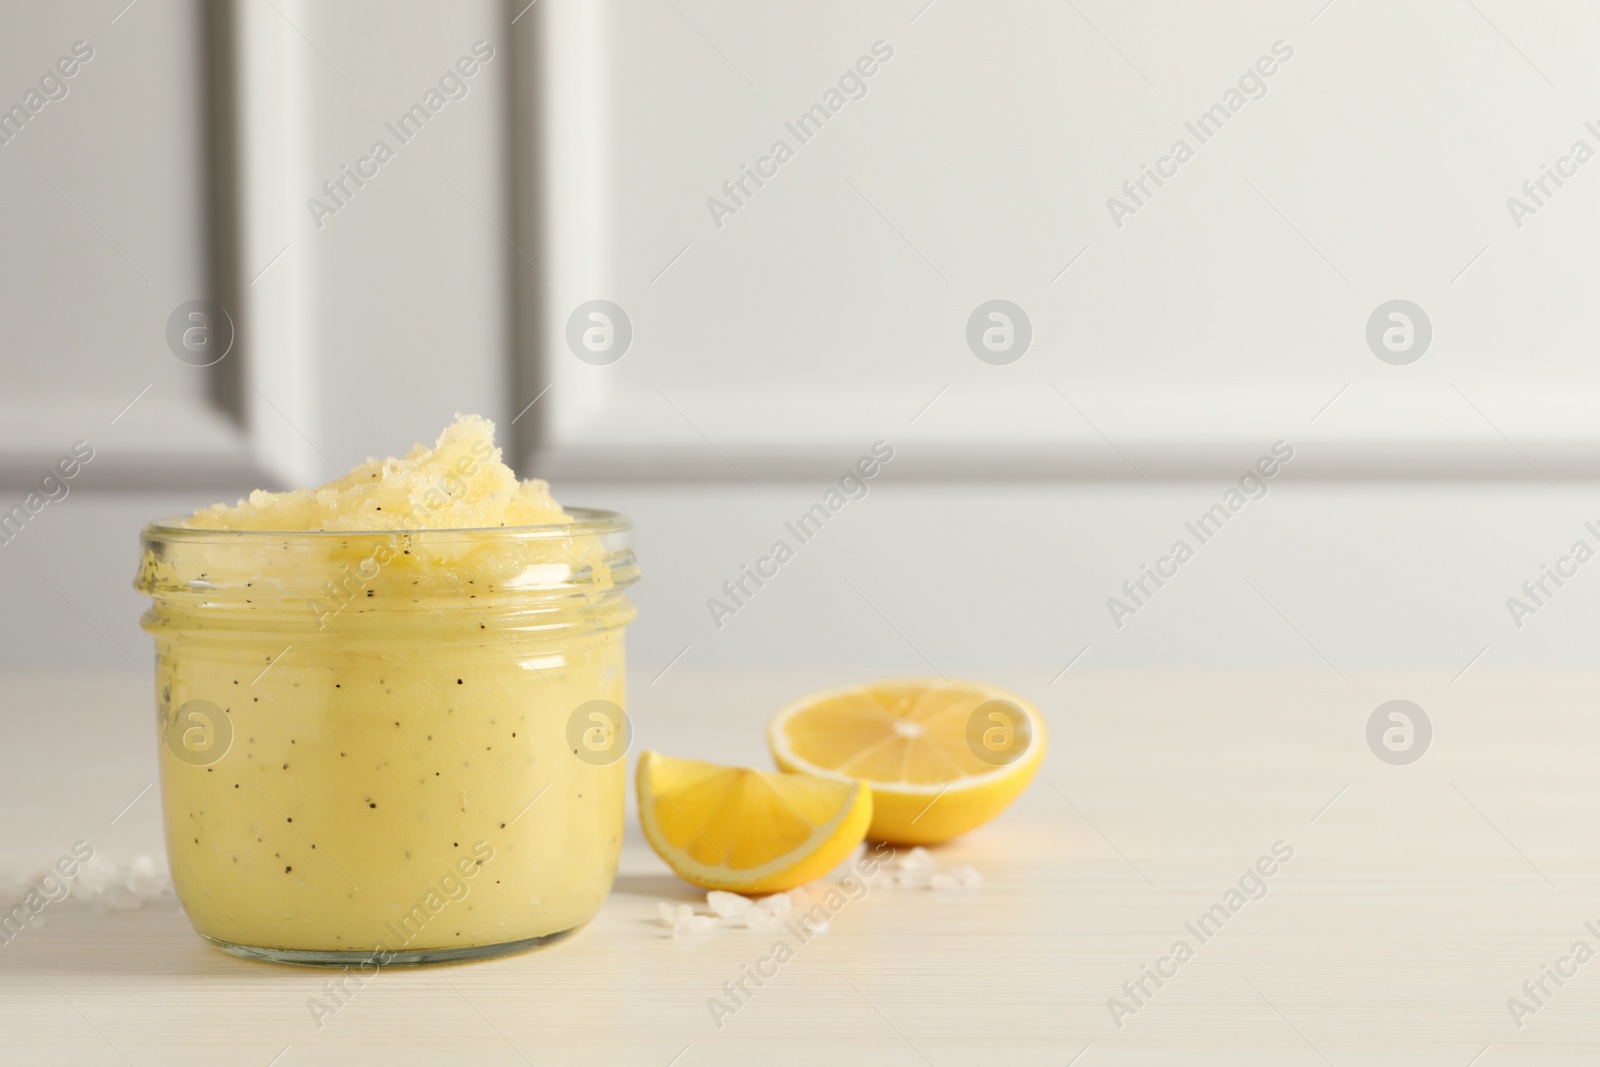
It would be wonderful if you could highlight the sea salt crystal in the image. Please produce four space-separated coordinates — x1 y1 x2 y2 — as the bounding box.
0 856 174 914
125 856 168 898
893 867 932 890
759 893 793 917
784 887 809 909
657 901 678 926
706 890 752 918
874 847 983 892
667 902 699 937
97 855 172 911
73 859 114 898
741 905 777 930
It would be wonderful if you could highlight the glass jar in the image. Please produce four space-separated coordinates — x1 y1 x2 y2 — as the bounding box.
134 511 638 966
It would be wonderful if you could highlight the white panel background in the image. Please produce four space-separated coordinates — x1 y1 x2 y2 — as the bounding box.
2 0 1598 683
531 0 1600 479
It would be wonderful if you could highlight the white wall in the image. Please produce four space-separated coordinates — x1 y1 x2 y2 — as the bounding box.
3 0 1597 684
0 0 239 484
532 0 1600 479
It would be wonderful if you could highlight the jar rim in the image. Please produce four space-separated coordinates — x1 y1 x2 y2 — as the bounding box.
139 506 632 545
136 506 638 607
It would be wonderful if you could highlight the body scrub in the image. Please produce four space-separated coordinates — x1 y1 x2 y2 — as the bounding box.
135 416 638 965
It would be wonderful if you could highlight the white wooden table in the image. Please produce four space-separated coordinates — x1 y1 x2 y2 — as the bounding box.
2 667 1595 1065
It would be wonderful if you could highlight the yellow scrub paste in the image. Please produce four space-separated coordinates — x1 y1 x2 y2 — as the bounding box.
135 416 638 964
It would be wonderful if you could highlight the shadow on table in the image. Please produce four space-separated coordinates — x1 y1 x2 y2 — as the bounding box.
4 875 710 976
0 903 309 978
610 873 699 901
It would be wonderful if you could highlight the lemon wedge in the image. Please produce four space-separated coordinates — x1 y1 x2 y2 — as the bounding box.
636 750 873 893
767 678 1046 845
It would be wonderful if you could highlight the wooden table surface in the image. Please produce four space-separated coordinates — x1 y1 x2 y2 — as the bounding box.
2 666 1597 1065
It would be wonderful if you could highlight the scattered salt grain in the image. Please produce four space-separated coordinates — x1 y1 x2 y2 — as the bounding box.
895 846 935 872
662 902 701 937
0 856 173 914
759 893 793 917
879 850 982 891
893 867 933 890
706 890 752 918
125 856 169 900
661 856 981 941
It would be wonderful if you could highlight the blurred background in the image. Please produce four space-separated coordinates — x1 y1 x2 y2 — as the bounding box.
4 0 1600 686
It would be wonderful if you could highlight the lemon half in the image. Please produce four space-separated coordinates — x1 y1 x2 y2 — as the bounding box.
767 678 1046 844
